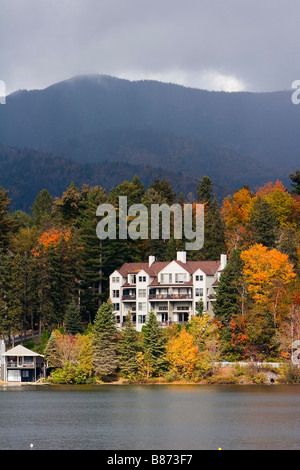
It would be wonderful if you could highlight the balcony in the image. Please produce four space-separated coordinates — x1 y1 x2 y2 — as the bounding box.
158 319 189 327
149 293 192 300
6 361 35 368
122 294 136 301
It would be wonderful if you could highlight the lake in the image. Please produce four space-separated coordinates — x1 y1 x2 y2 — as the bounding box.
0 384 299 450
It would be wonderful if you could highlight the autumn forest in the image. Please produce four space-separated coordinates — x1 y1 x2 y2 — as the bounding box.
0 170 299 384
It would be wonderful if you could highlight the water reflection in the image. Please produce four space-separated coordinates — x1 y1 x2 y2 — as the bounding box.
0 384 299 450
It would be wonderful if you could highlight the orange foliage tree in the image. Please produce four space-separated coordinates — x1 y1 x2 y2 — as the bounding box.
241 244 296 324
31 228 72 256
221 187 253 251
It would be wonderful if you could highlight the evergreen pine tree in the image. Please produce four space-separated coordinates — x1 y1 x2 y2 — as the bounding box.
213 249 244 326
149 179 177 204
93 300 118 380
64 299 83 335
195 299 204 316
202 198 227 259
44 330 60 368
289 169 300 194
248 196 279 247
52 182 82 225
78 185 108 317
31 189 53 226
0 186 15 248
117 312 141 378
194 176 226 260
196 176 214 203
8 254 26 337
142 310 168 376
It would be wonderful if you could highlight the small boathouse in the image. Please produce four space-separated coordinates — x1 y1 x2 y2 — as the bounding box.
0 342 46 383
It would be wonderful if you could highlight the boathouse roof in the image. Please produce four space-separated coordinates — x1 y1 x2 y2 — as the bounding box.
2 344 44 357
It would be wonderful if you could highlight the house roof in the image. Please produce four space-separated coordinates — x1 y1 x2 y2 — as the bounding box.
185 261 221 275
117 259 220 290
117 260 220 278
2 344 44 357
118 261 169 277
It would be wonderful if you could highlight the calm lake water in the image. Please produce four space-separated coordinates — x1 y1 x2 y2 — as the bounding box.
0 384 299 450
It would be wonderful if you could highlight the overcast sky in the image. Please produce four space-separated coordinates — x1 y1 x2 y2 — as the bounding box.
1 0 299 95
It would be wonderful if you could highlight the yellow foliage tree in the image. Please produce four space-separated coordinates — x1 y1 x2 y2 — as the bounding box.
189 313 219 353
256 181 295 227
76 333 94 378
166 328 199 380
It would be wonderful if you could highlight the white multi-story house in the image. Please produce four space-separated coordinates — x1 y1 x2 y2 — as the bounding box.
109 251 227 331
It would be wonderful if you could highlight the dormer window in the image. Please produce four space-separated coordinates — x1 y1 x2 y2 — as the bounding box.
175 273 187 283
160 273 172 284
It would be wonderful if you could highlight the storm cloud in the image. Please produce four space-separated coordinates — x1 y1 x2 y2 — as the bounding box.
1 0 299 94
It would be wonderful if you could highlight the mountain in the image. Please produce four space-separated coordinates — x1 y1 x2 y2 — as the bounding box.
0 144 199 212
41 126 287 190
0 74 298 210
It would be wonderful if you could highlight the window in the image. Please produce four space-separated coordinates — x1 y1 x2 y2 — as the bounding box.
195 275 203 281
129 274 136 284
138 289 146 298
138 276 146 282
138 315 146 324
138 302 146 311
160 273 172 284
195 288 203 297
175 273 187 283
112 290 119 298
7 370 20 382
113 303 120 311
112 276 120 283
23 356 33 364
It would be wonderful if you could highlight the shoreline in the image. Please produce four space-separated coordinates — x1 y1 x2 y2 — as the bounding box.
1 378 298 387
1 362 298 387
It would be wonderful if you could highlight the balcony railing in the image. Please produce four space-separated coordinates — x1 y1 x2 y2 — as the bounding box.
7 361 35 368
122 295 136 300
158 320 189 327
149 294 192 300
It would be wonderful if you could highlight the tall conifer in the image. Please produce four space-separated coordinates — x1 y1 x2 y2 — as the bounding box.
117 312 141 378
93 300 118 380
142 310 168 376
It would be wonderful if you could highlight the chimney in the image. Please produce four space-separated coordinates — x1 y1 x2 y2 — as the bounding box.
149 255 156 267
177 251 186 263
220 253 227 270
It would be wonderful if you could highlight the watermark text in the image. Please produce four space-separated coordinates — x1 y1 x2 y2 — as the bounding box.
291 80 300 105
96 197 204 250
